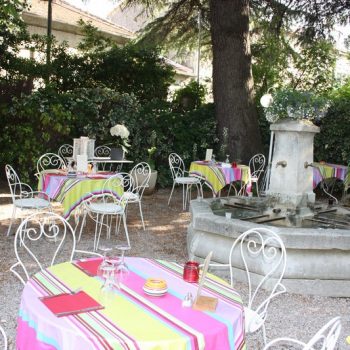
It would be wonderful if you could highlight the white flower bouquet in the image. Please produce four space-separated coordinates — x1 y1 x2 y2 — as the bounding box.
110 124 130 152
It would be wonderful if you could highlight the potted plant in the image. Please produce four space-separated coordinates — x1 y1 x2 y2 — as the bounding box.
109 124 130 159
262 89 329 124
144 131 158 195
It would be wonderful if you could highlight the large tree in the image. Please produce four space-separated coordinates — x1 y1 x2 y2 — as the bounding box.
123 0 349 161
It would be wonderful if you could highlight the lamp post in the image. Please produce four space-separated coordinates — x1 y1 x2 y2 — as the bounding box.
196 7 201 84
260 88 274 194
46 0 52 67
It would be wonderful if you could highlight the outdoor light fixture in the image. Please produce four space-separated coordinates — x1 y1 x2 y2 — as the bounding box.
260 92 273 108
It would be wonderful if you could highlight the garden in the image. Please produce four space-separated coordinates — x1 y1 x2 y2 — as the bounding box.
1 0 350 349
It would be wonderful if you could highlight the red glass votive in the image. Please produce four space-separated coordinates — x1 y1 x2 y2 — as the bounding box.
183 261 199 283
232 162 237 168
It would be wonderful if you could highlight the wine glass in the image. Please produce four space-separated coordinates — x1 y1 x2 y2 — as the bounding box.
225 154 230 164
114 244 131 288
99 264 116 306
97 246 113 280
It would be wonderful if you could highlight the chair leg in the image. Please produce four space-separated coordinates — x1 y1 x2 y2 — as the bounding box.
262 324 267 346
138 201 145 230
168 182 176 206
7 206 16 236
78 211 87 241
122 213 130 247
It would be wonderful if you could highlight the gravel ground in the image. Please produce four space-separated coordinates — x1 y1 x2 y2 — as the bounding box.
0 185 349 349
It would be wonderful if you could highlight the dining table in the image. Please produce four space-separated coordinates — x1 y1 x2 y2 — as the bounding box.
189 161 251 196
16 257 246 350
38 170 123 218
312 162 349 190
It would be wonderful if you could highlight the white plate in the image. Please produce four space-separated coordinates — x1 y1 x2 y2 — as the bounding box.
143 286 168 295
143 290 167 297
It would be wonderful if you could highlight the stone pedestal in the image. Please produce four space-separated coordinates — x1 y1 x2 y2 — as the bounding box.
267 119 320 207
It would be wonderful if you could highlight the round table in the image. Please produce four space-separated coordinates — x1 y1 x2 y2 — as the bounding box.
17 257 246 350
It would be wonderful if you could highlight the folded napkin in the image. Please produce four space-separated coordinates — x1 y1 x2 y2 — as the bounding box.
40 291 104 317
73 259 103 276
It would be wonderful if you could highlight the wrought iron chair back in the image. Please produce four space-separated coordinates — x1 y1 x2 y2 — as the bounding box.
5 164 25 204
36 153 65 175
11 212 76 285
263 316 341 350
130 162 151 199
249 153 266 180
58 144 73 165
94 145 111 158
169 153 186 180
228 228 287 343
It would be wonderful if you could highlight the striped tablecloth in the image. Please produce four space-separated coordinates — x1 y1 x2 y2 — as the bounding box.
189 161 251 195
17 258 246 350
312 162 349 189
38 171 122 218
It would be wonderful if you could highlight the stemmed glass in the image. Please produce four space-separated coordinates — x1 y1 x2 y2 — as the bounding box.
114 244 131 288
97 246 117 306
225 154 230 164
97 246 113 280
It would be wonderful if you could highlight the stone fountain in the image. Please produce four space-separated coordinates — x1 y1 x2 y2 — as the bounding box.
187 119 350 297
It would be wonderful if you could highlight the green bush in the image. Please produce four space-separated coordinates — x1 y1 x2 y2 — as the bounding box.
0 86 140 183
1 85 216 187
314 82 350 165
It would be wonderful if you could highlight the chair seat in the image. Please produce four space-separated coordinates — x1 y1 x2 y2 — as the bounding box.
123 191 140 202
244 307 264 334
175 176 201 185
87 202 124 214
14 198 50 209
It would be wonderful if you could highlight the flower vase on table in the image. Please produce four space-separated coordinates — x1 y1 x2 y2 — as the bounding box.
109 124 130 160
110 148 124 160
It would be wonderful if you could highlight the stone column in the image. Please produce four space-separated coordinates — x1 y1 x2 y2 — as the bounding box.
267 119 320 208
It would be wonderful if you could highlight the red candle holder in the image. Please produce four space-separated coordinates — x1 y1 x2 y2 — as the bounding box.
232 162 237 168
183 261 199 283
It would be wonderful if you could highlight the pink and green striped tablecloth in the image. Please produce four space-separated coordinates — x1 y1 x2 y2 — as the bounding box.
189 161 251 195
17 257 246 350
312 162 349 190
38 171 122 218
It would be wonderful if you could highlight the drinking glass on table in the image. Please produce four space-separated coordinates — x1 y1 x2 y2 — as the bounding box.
99 264 116 306
114 244 131 288
97 246 113 280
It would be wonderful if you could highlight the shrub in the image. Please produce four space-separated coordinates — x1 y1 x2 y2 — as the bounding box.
314 82 350 165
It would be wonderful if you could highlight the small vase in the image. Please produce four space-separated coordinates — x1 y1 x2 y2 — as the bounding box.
110 147 124 160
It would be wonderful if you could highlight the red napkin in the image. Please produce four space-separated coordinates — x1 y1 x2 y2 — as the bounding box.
73 259 103 276
40 291 104 317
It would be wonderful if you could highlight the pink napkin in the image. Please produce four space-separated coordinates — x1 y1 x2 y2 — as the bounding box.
40 291 104 317
72 259 103 276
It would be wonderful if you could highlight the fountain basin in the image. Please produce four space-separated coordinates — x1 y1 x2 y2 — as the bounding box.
187 198 350 297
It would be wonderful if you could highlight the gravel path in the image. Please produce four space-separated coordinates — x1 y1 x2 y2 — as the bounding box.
0 187 349 349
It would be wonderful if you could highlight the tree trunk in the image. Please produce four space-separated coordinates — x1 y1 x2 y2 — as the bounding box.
209 0 262 163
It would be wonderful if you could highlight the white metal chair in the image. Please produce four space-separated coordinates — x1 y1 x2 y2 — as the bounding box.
58 144 73 165
10 211 100 285
83 174 132 251
5 165 51 236
248 153 266 196
263 316 341 350
209 227 287 345
94 145 111 171
36 153 66 178
168 153 203 210
228 153 266 197
0 323 7 350
127 162 151 230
